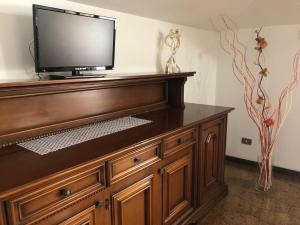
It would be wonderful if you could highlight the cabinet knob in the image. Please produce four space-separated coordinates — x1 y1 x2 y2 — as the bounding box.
177 137 184 144
61 188 71 197
133 157 141 163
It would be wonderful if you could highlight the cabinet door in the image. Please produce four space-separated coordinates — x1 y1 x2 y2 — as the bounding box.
161 148 194 225
199 117 226 204
111 175 153 225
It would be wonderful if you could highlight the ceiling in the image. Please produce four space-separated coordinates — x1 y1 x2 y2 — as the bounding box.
70 0 300 30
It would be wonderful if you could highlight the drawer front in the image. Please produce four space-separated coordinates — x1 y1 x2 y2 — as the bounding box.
26 190 109 225
7 164 106 225
107 142 162 185
163 128 196 158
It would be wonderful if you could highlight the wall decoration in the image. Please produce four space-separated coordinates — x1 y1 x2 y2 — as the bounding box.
165 29 181 73
219 17 300 191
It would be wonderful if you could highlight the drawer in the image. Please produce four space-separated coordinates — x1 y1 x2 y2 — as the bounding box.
107 142 162 185
163 128 196 157
7 164 106 225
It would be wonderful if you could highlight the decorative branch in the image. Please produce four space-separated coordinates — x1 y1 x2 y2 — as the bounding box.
219 16 300 191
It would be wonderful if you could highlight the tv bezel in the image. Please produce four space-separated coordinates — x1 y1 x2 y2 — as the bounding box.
33 4 116 74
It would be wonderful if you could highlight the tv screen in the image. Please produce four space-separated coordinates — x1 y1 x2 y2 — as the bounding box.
33 5 116 74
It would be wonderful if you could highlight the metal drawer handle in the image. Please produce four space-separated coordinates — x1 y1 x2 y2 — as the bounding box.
177 137 184 144
61 188 71 197
95 200 105 208
95 199 110 209
206 132 216 144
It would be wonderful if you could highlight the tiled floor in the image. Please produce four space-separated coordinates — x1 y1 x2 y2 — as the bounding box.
199 160 300 225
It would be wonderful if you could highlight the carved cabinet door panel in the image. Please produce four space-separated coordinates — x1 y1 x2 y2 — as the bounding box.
161 147 194 225
199 117 226 205
111 175 154 225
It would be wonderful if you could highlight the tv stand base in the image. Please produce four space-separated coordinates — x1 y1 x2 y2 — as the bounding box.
49 74 106 79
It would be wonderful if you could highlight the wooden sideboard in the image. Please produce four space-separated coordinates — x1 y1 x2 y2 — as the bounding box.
0 72 233 225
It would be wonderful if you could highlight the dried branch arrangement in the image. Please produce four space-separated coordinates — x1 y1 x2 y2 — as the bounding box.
219 17 300 191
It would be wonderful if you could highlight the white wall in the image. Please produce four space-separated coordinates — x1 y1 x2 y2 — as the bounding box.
216 25 300 171
0 0 218 104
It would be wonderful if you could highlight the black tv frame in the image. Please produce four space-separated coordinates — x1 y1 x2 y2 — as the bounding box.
32 4 116 77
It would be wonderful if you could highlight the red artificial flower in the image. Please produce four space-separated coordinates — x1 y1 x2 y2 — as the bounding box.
265 104 272 110
264 118 275 127
258 38 268 49
259 68 268 77
256 97 264 104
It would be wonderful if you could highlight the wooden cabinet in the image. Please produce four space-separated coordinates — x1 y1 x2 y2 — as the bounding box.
199 117 227 205
161 146 194 225
0 117 230 225
0 73 233 225
0 118 230 225
111 175 154 225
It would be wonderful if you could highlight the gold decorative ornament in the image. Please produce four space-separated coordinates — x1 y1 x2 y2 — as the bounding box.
165 29 181 73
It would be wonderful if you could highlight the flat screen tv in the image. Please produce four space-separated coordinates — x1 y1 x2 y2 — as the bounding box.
33 4 116 78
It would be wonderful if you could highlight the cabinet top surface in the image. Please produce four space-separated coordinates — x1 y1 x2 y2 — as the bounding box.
0 72 195 88
0 103 233 196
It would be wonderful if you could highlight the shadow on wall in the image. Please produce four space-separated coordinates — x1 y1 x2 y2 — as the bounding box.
0 13 35 79
156 31 164 72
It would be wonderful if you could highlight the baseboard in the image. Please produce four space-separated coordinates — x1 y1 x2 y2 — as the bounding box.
226 155 300 177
